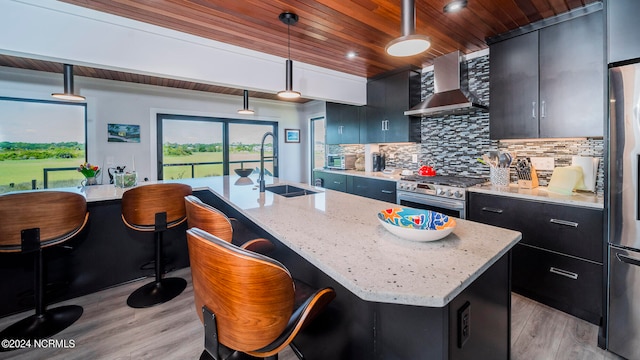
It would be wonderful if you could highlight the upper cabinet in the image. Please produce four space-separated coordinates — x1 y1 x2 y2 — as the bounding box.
489 31 539 139
363 69 421 143
608 0 640 64
489 10 604 139
325 102 362 145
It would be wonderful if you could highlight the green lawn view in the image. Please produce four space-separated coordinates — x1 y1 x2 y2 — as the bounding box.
0 151 274 193
0 158 86 192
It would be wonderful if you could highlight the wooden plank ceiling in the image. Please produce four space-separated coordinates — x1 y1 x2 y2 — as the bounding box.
1 0 598 102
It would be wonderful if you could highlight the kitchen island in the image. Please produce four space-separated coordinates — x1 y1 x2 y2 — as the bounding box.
0 176 521 359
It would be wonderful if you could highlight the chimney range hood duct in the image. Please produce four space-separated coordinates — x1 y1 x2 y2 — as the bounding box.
404 51 487 116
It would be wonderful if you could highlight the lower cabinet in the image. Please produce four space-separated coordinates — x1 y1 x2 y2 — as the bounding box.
348 176 396 203
467 191 604 324
313 170 397 203
512 244 602 324
313 171 347 192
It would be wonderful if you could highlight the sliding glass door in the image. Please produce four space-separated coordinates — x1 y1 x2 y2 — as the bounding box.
228 122 275 177
157 114 277 180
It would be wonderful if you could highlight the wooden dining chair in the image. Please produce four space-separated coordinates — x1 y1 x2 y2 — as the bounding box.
121 183 192 308
0 191 89 344
186 227 336 360
184 195 274 253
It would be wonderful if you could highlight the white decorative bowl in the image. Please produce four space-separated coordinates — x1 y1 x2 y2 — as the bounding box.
377 208 456 242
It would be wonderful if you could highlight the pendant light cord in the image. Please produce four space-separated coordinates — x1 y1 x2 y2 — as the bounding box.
287 23 291 60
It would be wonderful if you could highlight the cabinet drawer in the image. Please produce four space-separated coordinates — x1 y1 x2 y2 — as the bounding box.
349 176 396 203
534 202 603 263
313 171 347 192
467 192 521 230
512 244 602 324
468 193 603 262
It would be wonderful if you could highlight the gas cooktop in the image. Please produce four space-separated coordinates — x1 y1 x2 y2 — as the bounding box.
400 175 486 188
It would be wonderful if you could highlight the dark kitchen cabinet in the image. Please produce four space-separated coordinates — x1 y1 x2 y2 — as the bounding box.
608 0 640 64
489 31 539 139
326 102 362 145
313 170 347 192
468 192 603 324
489 10 604 139
314 170 397 203
511 245 602 324
348 176 396 203
364 69 421 143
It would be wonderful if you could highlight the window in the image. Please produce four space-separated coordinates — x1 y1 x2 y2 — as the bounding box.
157 114 277 180
0 97 87 193
310 116 325 181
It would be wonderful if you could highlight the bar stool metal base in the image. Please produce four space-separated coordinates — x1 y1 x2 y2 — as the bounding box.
126 277 187 308
0 305 83 352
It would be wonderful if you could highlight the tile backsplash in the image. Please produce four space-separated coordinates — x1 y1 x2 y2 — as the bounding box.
329 53 605 195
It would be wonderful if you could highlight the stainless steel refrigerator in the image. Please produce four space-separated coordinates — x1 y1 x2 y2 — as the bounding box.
608 61 640 359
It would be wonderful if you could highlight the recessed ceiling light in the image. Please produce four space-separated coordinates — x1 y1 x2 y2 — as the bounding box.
443 0 468 13
346 51 357 59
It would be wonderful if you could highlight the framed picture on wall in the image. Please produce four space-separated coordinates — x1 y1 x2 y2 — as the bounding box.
285 129 300 143
108 123 140 143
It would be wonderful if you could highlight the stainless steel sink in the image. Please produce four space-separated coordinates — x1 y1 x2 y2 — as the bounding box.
265 185 318 197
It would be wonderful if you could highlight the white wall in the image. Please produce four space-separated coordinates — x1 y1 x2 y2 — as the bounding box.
0 66 317 183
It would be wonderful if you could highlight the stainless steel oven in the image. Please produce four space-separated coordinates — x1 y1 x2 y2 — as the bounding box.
396 176 486 219
397 191 466 219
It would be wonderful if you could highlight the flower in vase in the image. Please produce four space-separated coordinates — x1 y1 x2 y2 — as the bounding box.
78 162 100 178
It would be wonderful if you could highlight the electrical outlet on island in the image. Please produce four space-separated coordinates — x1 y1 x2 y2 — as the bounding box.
412 154 418 163
529 157 554 170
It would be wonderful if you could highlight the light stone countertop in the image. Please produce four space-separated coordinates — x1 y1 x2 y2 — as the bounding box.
467 184 604 209
314 168 402 181
72 175 522 308
315 168 603 209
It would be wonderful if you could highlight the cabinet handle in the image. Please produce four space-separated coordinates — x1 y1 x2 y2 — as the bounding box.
549 267 578 280
381 190 394 194
541 100 546 118
532 101 536 119
333 181 343 185
338 125 343 134
481 207 503 214
381 120 385 131
549 218 578 228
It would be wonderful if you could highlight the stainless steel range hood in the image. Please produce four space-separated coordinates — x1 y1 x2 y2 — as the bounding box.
404 51 488 116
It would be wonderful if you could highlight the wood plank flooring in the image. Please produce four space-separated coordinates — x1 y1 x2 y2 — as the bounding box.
0 268 622 360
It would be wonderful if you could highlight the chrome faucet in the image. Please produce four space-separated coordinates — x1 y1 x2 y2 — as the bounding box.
258 131 277 192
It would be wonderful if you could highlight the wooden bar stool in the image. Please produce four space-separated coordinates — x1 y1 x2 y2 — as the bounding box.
0 191 88 345
184 195 274 254
186 227 336 360
121 183 192 308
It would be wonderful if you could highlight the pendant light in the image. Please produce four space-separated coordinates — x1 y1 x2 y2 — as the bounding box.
237 90 255 114
277 12 301 99
51 64 85 101
386 0 431 57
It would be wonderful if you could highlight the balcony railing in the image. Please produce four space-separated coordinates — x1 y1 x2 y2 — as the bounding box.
162 159 273 179
23 160 274 190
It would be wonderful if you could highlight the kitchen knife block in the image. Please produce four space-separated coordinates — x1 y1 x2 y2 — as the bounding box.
517 165 539 189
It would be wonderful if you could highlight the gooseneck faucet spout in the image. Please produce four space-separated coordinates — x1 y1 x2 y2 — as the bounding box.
258 131 277 192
